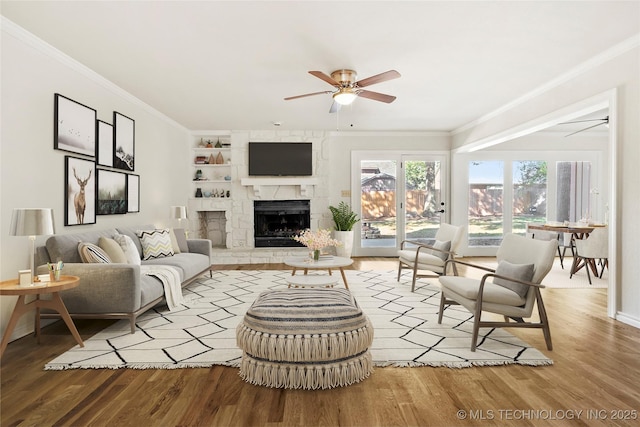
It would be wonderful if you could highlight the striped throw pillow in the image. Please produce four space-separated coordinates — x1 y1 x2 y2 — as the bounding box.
78 242 112 264
136 229 175 260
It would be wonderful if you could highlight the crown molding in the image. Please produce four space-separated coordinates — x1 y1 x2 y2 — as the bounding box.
1 16 188 132
452 33 640 135
328 130 450 137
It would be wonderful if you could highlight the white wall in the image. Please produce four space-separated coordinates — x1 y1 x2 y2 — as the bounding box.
327 131 451 202
452 44 640 327
0 22 190 341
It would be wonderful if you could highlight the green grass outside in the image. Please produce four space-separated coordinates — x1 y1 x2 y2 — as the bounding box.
363 215 547 239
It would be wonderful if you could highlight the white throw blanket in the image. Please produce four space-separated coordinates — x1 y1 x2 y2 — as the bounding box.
140 265 184 311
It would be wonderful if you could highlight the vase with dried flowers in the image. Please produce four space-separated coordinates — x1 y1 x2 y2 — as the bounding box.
292 229 341 261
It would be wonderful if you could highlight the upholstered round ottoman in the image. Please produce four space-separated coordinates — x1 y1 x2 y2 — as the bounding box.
236 288 373 389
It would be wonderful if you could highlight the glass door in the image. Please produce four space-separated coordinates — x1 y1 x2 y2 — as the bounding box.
358 157 399 256
352 152 447 256
403 157 445 245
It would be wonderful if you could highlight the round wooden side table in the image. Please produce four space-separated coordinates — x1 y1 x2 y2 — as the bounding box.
284 256 354 289
0 275 84 358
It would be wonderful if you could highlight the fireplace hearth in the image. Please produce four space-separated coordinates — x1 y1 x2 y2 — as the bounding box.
254 200 310 247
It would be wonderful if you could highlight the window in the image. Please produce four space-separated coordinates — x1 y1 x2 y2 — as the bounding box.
556 161 591 222
468 161 503 247
513 161 547 235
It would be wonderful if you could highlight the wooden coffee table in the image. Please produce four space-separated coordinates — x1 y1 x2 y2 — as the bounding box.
0 275 84 358
284 256 354 289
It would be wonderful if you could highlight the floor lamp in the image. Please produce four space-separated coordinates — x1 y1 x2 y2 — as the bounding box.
170 205 188 236
9 208 56 285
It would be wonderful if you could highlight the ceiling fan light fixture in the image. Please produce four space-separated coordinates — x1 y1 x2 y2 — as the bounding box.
333 88 358 105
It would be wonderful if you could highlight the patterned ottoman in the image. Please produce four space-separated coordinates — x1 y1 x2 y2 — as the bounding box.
236 287 374 389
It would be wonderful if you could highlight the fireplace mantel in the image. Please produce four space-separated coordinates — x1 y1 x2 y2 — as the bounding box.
240 177 319 197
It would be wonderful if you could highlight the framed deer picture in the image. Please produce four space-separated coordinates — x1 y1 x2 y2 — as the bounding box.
97 169 128 215
64 156 96 226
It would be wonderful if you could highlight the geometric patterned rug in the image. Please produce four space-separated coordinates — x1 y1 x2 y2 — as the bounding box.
44 270 552 370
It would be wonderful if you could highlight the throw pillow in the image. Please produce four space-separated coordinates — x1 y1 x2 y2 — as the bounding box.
98 237 128 263
493 260 535 298
136 229 175 260
78 242 112 264
173 228 189 253
113 233 142 265
169 229 181 254
430 240 451 261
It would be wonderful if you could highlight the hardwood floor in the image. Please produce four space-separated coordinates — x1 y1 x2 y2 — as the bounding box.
2 258 639 426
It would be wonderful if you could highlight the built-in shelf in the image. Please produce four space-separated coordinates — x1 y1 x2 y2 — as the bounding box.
240 177 319 197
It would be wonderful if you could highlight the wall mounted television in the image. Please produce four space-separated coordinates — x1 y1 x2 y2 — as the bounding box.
248 142 313 176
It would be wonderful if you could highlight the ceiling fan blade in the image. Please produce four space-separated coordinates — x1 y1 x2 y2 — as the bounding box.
329 101 342 114
358 90 396 103
284 91 332 101
308 71 340 87
559 116 608 125
564 121 607 137
356 70 401 88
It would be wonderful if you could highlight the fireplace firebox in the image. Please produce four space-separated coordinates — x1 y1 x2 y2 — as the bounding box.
254 200 310 247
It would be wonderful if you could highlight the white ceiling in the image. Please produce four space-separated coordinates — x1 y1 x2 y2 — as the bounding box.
2 1 638 132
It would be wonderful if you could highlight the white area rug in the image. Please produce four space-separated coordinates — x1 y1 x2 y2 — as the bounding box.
45 270 552 370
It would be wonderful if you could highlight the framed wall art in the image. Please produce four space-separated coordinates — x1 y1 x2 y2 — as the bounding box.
113 112 135 171
64 156 96 226
127 174 140 213
97 120 114 167
54 93 97 157
97 169 128 215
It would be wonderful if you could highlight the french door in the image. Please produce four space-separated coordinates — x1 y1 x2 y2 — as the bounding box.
351 151 448 257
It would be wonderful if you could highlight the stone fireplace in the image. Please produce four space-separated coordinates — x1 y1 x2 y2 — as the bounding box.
187 131 332 264
253 200 310 247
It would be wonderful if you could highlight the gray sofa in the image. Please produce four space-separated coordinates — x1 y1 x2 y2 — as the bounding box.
35 225 212 333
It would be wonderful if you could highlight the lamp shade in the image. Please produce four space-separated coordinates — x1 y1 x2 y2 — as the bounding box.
10 208 55 236
333 88 358 106
170 206 187 220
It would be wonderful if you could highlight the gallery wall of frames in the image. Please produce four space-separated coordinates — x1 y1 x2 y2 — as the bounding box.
54 93 140 226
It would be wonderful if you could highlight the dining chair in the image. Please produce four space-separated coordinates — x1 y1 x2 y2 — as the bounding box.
526 223 565 267
570 226 608 284
397 223 464 292
438 233 557 352
557 232 575 269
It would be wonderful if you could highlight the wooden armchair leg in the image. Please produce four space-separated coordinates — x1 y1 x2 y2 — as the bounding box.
411 265 419 292
470 318 480 352
470 304 484 352
438 293 446 324
397 262 403 281
536 290 553 351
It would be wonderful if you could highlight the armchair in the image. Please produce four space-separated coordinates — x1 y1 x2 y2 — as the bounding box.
397 223 463 292
438 233 557 352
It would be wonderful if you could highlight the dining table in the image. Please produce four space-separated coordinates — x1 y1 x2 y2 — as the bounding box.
527 222 606 277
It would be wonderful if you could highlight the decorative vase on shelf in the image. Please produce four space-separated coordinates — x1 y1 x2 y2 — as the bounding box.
195 188 203 198
215 139 222 148
216 152 224 164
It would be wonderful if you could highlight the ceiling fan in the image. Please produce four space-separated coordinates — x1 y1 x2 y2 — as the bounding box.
284 69 401 113
559 116 609 137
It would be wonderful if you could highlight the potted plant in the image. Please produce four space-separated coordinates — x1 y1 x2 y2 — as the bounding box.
329 201 360 258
